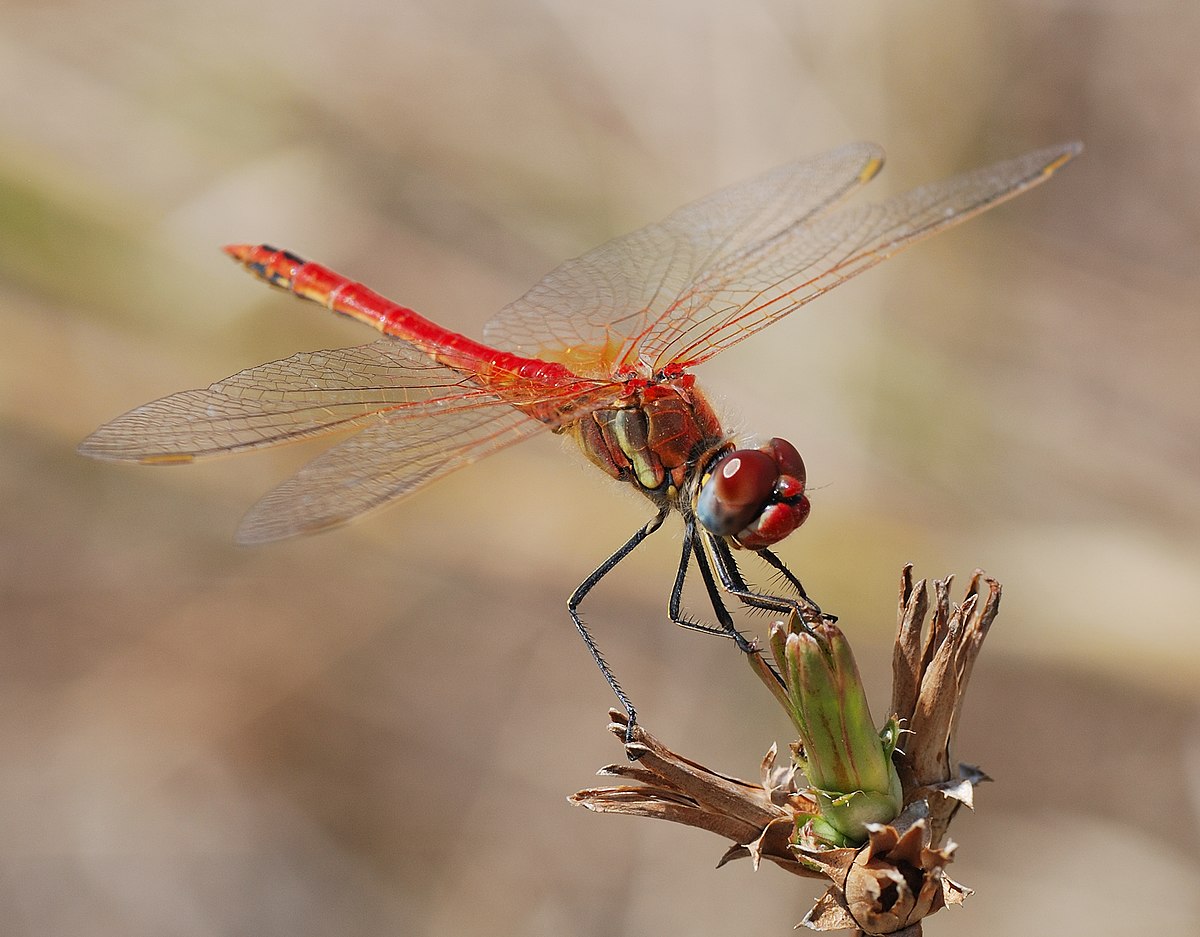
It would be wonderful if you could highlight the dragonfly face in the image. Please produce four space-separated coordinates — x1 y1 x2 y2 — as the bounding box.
693 438 810 550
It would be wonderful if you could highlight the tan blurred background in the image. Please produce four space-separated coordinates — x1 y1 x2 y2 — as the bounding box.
2 1 1198 934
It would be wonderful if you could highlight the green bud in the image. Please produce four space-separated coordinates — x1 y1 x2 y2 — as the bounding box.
770 617 903 845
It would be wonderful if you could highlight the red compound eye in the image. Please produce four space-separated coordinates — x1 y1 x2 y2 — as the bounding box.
763 438 805 488
694 449 777 537
695 438 810 547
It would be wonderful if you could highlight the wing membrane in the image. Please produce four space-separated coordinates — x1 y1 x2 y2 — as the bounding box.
81 337 618 541
235 399 549 543
484 142 1079 375
483 142 885 375
642 143 1081 368
80 339 521 462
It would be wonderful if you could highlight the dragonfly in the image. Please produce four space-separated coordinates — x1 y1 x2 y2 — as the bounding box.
80 141 1079 734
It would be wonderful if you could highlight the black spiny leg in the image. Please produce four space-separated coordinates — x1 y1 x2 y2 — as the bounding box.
756 547 832 621
668 525 782 685
689 527 760 656
705 532 824 628
667 521 737 640
569 507 668 743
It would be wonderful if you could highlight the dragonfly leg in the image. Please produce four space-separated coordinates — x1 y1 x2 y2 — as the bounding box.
666 523 731 639
667 527 784 685
569 507 669 744
694 536 786 686
705 532 826 630
667 522 759 652
755 547 833 621
695 539 777 658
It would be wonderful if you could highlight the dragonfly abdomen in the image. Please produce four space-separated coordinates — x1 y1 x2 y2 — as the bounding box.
224 244 473 353
223 244 584 393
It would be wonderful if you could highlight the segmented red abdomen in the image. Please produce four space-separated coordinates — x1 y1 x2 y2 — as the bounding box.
223 244 592 414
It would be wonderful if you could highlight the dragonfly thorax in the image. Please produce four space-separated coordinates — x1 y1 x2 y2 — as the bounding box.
568 377 727 505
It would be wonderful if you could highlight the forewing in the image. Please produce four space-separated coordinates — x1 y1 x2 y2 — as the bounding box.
482 142 885 376
483 142 1079 376
635 142 1081 369
235 399 549 543
80 339 512 462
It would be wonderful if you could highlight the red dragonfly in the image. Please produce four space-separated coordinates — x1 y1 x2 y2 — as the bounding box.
81 141 1079 732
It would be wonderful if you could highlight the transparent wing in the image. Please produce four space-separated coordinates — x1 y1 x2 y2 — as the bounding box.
80 339 538 462
484 142 1079 375
483 142 885 376
79 337 596 542
235 399 549 543
639 143 1081 369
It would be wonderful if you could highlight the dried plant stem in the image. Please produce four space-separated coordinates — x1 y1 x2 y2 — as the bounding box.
571 566 1001 935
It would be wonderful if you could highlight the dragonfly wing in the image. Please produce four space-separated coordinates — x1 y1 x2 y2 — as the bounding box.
635 142 1082 369
483 142 1078 376
235 399 550 543
482 142 885 376
79 339 508 463
82 336 609 542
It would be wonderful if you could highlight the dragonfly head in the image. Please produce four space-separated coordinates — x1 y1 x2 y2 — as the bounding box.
694 438 810 549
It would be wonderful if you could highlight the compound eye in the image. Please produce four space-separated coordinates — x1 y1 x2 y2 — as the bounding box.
763 438 805 488
694 448 777 536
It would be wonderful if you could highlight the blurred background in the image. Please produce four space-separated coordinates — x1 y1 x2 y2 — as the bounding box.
2 1 1198 934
